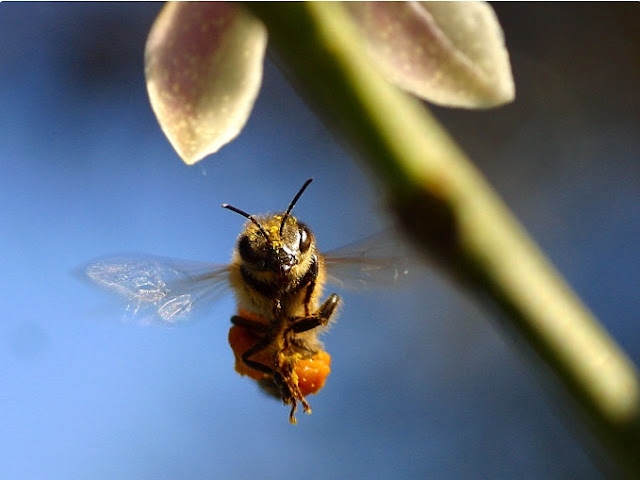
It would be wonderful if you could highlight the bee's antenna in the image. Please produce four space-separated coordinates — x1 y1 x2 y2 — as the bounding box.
280 178 313 236
222 203 269 238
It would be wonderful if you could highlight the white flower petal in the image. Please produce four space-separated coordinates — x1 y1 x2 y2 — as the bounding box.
145 2 267 164
347 1 515 108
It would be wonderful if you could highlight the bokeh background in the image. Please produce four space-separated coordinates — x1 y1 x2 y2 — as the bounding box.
1 3 638 479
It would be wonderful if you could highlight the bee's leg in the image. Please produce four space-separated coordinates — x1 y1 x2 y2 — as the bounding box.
282 295 340 423
289 294 341 334
236 333 274 375
233 328 294 403
288 401 299 424
230 315 272 377
301 255 319 316
230 315 277 379
230 315 267 333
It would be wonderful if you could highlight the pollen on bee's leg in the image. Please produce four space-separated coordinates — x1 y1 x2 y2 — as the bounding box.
295 350 332 396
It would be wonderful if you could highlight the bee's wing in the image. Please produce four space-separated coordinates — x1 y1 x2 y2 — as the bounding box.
82 255 231 326
323 230 411 290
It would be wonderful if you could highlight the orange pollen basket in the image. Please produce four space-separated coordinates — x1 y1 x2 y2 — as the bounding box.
228 315 331 396
294 350 331 396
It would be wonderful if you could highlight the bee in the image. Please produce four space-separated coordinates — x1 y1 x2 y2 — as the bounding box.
84 178 408 423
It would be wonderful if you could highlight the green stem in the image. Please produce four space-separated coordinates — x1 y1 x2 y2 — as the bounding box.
246 2 640 476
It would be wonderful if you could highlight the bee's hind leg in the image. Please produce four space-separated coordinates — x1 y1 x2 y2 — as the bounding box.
235 332 274 376
230 316 278 380
232 324 297 407
280 295 340 424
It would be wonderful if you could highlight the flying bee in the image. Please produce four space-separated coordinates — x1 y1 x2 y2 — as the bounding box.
84 178 409 423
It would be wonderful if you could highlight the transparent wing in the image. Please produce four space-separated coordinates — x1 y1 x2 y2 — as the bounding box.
323 230 411 290
83 255 231 326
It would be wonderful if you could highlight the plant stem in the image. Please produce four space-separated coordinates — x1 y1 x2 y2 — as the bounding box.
246 2 640 476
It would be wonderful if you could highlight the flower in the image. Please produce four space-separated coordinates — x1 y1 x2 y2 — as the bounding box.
145 2 514 165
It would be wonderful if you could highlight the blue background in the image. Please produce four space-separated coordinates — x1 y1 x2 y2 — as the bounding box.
1 3 638 479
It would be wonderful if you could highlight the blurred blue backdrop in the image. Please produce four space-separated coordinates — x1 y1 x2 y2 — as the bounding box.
1 3 638 479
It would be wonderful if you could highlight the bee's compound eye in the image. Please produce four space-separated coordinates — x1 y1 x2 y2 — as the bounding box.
238 235 264 267
299 225 312 253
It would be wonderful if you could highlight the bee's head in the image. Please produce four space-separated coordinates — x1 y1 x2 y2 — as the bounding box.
222 179 315 284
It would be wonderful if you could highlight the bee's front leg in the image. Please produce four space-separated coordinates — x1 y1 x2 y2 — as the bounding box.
289 293 341 334
230 315 267 332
